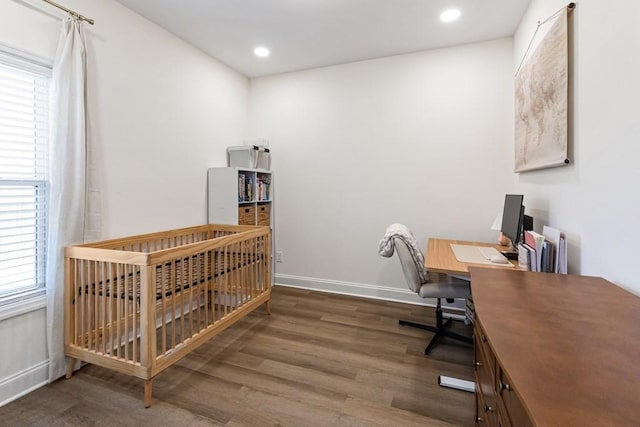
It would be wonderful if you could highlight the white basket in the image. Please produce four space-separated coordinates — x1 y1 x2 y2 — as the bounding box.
256 147 271 170
227 146 258 168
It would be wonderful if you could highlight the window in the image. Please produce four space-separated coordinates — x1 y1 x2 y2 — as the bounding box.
0 48 50 300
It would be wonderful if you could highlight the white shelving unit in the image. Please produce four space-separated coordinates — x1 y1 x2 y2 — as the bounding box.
207 167 273 227
208 166 275 285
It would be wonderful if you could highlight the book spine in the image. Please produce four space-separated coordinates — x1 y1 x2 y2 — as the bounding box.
517 243 530 270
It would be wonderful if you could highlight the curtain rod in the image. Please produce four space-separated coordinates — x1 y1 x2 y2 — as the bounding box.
41 0 94 25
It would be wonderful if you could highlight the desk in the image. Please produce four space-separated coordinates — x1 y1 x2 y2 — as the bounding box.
470 267 640 426
425 238 520 277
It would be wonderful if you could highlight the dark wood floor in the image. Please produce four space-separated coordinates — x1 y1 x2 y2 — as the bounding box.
0 286 475 426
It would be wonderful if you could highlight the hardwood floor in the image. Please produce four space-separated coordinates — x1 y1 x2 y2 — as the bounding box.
0 286 475 426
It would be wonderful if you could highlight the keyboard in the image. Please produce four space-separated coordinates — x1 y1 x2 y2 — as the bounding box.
477 246 506 261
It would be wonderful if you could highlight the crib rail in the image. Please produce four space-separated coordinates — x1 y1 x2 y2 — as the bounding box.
72 224 250 251
64 225 271 387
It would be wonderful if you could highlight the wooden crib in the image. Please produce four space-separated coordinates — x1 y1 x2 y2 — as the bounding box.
64 224 271 407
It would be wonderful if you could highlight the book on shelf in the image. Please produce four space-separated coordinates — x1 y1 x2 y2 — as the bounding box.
256 175 271 201
521 228 568 274
517 243 531 270
523 243 539 271
246 177 253 201
238 173 245 202
524 231 545 272
542 226 567 274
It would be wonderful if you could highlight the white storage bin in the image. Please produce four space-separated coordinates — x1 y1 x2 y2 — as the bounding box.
256 147 271 170
227 146 258 168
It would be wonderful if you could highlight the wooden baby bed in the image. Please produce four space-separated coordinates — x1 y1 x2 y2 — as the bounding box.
64 224 271 407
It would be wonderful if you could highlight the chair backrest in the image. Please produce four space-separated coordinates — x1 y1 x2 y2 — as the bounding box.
393 236 425 294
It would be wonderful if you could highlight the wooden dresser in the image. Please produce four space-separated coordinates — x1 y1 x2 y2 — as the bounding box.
469 268 640 426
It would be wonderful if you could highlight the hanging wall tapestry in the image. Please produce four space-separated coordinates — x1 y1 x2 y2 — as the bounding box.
515 5 572 172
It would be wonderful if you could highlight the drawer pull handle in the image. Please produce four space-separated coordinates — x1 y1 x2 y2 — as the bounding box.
499 381 512 391
475 361 483 367
484 404 495 413
481 335 487 343
476 416 484 422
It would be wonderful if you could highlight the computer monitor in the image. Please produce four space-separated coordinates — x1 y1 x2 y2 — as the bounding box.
500 194 524 251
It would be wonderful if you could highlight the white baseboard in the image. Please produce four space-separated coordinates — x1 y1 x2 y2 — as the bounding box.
274 274 465 311
0 360 49 408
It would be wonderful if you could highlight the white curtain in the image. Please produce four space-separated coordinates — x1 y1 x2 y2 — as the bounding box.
46 17 92 382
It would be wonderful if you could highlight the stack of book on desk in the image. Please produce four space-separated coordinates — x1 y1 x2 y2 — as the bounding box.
517 226 567 273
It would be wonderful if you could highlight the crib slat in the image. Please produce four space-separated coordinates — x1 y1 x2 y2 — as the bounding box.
239 242 243 309
251 238 256 300
73 259 79 346
252 239 257 298
211 251 217 324
188 253 193 338
242 242 247 305
123 264 129 360
247 240 253 301
140 265 156 373
161 263 166 355
240 242 244 308
252 239 257 299
260 236 265 293
195 253 201 331
79 260 85 349
116 263 122 358
223 245 229 317
180 257 185 344
100 262 105 355
257 236 262 294
171 259 177 350
93 261 99 352
107 263 113 356
237 242 242 310
132 264 138 363
87 260 93 349
86 260 91 349
235 242 240 309
203 250 209 326
266 233 272 291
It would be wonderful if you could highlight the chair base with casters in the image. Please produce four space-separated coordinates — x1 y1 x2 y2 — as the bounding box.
378 226 472 354
378 225 474 393
399 297 472 355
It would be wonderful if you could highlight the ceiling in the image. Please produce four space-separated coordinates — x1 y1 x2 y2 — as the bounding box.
115 0 532 78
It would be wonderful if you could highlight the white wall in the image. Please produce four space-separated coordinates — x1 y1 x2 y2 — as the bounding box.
0 0 248 405
248 39 515 302
514 0 640 294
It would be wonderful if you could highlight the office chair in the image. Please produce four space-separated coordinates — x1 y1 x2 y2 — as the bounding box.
379 224 472 355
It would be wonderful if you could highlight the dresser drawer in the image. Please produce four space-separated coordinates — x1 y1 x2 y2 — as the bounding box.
497 366 533 427
475 386 498 426
475 319 496 377
475 340 498 426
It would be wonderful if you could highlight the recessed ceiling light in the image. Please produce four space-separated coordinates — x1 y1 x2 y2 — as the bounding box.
254 46 270 58
440 8 461 23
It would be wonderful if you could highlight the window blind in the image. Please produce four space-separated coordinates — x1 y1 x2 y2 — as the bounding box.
0 50 50 298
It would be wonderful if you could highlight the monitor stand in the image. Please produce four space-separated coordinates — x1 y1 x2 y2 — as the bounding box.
500 241 519 260
501 250 519 260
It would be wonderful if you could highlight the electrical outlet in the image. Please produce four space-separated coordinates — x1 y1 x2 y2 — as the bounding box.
276 251 283 263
